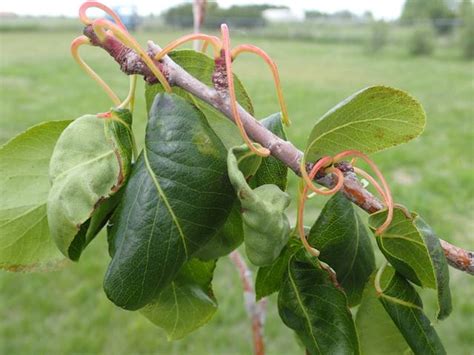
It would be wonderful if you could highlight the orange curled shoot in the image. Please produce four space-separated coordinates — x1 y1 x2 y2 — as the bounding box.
154 34 222 61
70 35 121 105
231 44 290 126
333 150 394 235
91 18 172 93
297 157 344 258
221 24 270 157
79 1 126 29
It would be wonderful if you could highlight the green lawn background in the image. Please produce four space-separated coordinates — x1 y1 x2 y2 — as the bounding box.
0 28 473 354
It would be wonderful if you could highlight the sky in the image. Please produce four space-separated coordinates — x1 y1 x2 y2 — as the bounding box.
0 0 405 20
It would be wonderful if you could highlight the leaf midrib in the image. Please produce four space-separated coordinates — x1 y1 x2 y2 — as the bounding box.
307 116 421 153
53 150 115 181
143 149 188 257
288 262 321 354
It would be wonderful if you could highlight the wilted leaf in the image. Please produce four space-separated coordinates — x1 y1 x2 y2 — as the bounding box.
141 258 217 340
278 249 360 354
369 207 452 319
104 94 234 310
47 109 133 260
305 86 426 161
228 145 290 266
0 120 71 271
308 192 375 306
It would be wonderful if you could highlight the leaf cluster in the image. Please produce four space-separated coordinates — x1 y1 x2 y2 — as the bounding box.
0 50 455 352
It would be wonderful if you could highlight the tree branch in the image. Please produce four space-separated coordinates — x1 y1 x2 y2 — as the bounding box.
83 26 473 275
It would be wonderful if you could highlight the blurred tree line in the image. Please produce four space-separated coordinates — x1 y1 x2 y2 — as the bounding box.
400 0 473 58
164 3 286 29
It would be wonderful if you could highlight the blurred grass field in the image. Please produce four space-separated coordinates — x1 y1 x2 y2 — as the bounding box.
1 27 473 354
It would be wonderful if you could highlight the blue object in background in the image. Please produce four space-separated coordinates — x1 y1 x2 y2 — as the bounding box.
107 5 140 31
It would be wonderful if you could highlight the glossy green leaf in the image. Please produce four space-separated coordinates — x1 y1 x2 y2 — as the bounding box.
145 50 253 149
194 201 243 260
104 94 234 310
228 145 291 266
141 258 217 340
305 86 426 161
369 207 452 319
47 109 133 260
377 266 446 354
308 192 375 306
0 120 71 271
356 274 411 355
250 113 288 191
278 249 360 354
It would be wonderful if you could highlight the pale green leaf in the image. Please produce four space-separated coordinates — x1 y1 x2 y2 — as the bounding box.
47 109 133 260
228 145 290 266
141 258 217 340
305 86 426 161
0 120 71 271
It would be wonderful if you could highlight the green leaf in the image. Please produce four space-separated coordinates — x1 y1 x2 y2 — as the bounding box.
255 244 291 300
308 192 375 306
278 249 360 354
305 86 426 161
369 207 452 319
376 266 446 354
0 120 71 271
145 50 254 149
250 113 288 191
356 273 411 355
228 145 291 266
194 201 243 260
47 109 133 260
104 94 234 310
140 258 217 340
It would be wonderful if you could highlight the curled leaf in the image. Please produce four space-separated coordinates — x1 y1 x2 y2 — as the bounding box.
228 145 291 266
47 109 134 260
